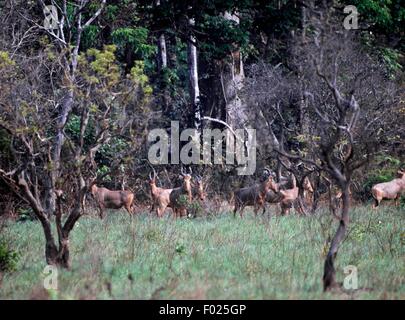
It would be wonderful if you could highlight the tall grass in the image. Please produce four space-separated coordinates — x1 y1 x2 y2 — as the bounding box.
0 205 403 299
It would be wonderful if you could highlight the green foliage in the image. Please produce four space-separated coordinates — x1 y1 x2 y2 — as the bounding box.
98 137 129 163
96 165 112 182
175 242 186 255
0 51 15 68
187 201 204 218
17 207 35 222
65 114 95 149
81 25 100 51
199 14 249 61
0 239 19 273
84 45 120 86
379 48 403 78
177 194 190 207
351 0 405 35
161 67 180 87
75 43 153 186
130 60 153 96
105 4 120 21
349 220 383 242
111 27 155 60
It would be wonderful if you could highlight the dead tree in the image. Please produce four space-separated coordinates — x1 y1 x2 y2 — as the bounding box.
247 4 401 291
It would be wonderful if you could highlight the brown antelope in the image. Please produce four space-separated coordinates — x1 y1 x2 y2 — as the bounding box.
261 175 289 214
192 175 206 202
148 168 172 217
153 187 173 217
169 167 193 218
302 176 314 202
372 171 405 208
90 184 135 218
263 174 311 216
262 190 284 215
277 174 299 215
233 170 279 217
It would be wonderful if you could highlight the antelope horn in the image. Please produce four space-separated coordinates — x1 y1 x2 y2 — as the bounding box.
147 161 157 179
152 166 157 179
188 166 192 175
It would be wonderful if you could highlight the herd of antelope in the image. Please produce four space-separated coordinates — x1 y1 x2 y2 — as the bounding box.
88 168 405 219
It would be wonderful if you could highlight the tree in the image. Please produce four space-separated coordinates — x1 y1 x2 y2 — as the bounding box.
0 0 152 268
244 3 401 290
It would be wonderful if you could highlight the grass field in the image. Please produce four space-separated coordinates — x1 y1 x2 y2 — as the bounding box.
0 205 404 300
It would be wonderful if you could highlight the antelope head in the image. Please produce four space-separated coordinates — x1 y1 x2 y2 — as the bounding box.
263 168 279 193
149 167 158 186
180 166 193 193
194 174 205 201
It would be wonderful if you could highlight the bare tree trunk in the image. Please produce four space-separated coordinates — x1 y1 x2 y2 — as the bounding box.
155 0 170 115
187 14 201 130
221 12 248 162
155 0 167 70
323 183 350 290
157 34 167 70
47 88 74 217
301 4 307 41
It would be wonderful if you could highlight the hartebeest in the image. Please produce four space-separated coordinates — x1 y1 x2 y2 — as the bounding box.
279 175 299 215
233 170 279 217
170 167 193 218
372 170 405 208
192 175 206 202
90 184 135 218
261 176 290 214
303 176 314 201
148 168 172 217
263 174 313 215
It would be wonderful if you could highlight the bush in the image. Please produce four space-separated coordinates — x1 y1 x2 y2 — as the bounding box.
17 207 36 222
0 239 19 273
187 201 204 218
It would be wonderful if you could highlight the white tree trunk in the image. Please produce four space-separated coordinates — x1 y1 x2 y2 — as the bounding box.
187 15 201 130
156 0 167 70
222 12 247 161
158 34 167 69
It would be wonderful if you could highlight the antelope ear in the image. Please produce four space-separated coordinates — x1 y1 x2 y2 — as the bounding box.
178 175 184 180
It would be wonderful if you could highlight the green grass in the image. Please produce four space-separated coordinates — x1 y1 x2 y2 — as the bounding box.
0 205 404 299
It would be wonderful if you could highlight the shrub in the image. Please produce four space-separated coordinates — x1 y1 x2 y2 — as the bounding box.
187 201 204 218
0 239 19 273
17 207 36 222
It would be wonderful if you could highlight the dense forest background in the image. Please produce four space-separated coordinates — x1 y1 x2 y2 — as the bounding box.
0 0 404 216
